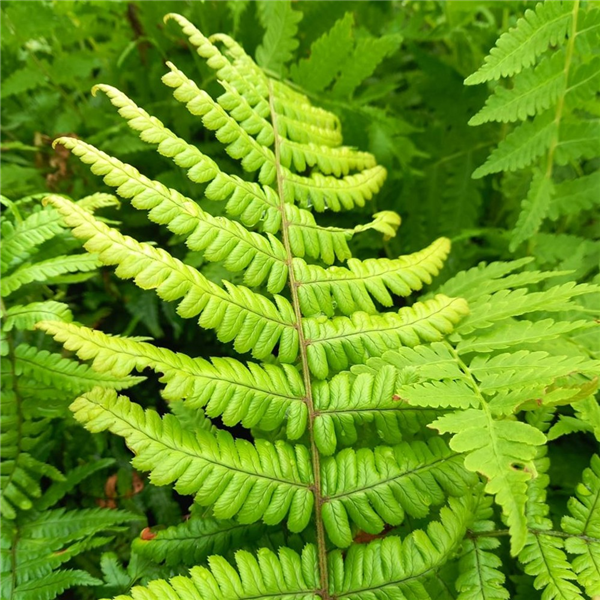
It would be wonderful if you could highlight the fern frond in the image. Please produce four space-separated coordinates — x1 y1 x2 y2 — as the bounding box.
107 497 472 600
561 455 600 596
71 388 314 532
0 253 100 297
519 454 583 600
456 318 592 353
13 344 143 393
38 320 307 436
0 207 64 273
472 113 556 178
510 169 555 251
314 365 439 452
44 195 298 361
295 237 450 317
2 301 73 332
549 170 600 219
457 494 510 600
469 51 566 125
54 135 289 292
134 517 267 567
255 0 302 75
321 437 474 547
289 13 355 93
304 295 469 379
433 408 545 555
465 1 574 84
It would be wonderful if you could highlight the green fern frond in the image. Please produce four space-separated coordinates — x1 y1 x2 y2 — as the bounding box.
465 1 574 84
468 0 600 247
134 517 268 567
320 437 474 547
255 0 302 75
561 455 600 596
294 237 450 317
518 453 584 599
304 294 468 379
72 388 314 532
44 195 298 361
0 207 64 273
13 344 144 393
0 253 100 297
38 320 307 435
2 301 72 332
456 495 509 600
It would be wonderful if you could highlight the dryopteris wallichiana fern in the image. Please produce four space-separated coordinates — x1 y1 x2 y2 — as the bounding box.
0 195 142 600
36 13 600 600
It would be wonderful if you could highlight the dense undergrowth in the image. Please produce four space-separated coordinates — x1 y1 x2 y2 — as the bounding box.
1 2 599 599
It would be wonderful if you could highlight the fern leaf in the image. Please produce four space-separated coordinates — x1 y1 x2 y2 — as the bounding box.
11 569 101 600
295 237 451 317
432 409 545 555
472 113 556 178
38 320 307 436
290 13 355 93
519 455 584 600
54 136 289 292
0 253 99 297
555 120 600 165
314 365 439 452
110 497 471 600
304 295 469 379
0 207 64 273
134 517 267 567
465 1 574 84
13 344 144 392
44 195 298 361
561 455 600 596
457 281 599 334
456 318 592 354
71 388 314 532
469 51 566 125
332 34 402 98
548 170 600 219
332 497 472 599
456 495 510 600
510 170 555 251
2 301 72 332
321 438 474 547
256 0 302 75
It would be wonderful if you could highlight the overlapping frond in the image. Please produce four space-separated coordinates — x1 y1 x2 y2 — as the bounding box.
44 195 298 361
561 455 600 596
320 437 474 547
105 497 472 600
304 295 468 378
72 388 314 532
134 516 267 567
38 320 307 436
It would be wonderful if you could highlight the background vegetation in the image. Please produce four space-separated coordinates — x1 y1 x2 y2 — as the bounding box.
1 1 598 598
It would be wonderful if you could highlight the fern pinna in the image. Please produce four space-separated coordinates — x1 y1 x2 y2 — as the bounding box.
36 13 600 600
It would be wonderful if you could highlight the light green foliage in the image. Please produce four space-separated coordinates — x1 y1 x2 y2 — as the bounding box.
468 0 600 250
8 4 598 600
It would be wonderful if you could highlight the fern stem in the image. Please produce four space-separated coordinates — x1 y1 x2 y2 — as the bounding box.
267 80 330 599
